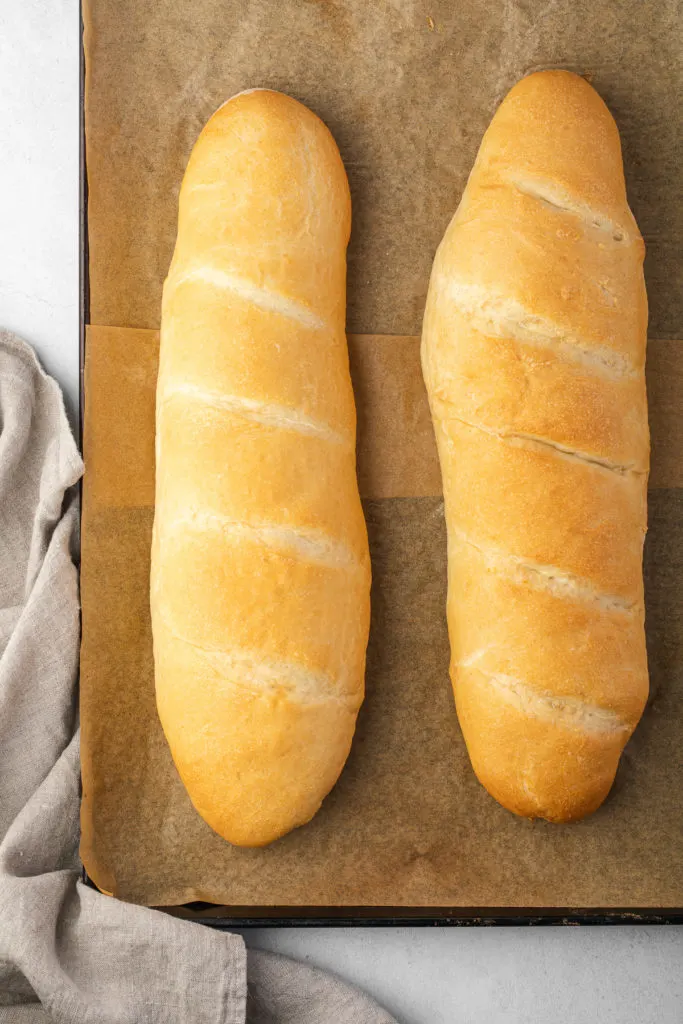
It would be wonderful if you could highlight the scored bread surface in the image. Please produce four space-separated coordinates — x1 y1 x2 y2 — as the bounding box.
421 71 649 822
151 90 371 847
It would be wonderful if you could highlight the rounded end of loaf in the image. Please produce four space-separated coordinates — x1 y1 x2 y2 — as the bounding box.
454 665 641 823
426 70 647 386
185 88 350 216
164 86 352 336
471 760 617 824
470 760 618 824
154 623 364 847
479 70 633 222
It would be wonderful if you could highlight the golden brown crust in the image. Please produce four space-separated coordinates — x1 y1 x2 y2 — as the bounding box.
154 624 361 848
422 71 649 823
424 311 649 470
151 90 370 847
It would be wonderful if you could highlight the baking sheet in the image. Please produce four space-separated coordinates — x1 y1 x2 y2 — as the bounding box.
80 0 683 910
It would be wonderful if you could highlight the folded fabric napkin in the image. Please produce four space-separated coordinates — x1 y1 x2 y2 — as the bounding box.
0 329 396 1024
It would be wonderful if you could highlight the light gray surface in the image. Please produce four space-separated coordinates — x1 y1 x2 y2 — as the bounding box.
0 1 79 427
1 2 681 1022
238 927 683 1024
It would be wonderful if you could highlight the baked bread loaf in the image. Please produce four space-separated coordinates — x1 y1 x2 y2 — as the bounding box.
151 90 371 847
421 71 649 822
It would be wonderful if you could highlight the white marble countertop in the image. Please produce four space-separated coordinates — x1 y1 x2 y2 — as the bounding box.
2 3 681 1021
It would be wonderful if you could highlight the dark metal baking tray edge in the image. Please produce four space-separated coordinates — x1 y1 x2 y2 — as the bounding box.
168 905 683 928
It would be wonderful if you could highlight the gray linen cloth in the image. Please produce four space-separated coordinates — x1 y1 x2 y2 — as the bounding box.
0 330 396 1024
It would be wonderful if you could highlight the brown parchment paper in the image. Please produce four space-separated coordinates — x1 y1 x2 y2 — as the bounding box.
81 0 683 909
